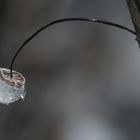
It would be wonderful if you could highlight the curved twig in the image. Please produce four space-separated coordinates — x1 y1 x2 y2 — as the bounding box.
9 17 136 78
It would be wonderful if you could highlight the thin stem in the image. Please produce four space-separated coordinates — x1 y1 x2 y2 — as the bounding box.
9 17 136 78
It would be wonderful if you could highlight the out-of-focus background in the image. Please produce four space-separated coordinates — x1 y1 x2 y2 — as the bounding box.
0 0 139 139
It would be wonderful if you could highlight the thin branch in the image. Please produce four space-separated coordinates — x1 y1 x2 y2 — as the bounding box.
9 17 136 78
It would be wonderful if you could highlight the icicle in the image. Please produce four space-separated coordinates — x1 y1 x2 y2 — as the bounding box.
0 68 26 105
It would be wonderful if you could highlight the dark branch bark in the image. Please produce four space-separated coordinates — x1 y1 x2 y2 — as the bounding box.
127 0 140 46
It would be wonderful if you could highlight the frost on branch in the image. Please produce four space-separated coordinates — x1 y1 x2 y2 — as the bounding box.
0 68 26 105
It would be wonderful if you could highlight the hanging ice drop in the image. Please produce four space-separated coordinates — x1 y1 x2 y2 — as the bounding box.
0 68 26 105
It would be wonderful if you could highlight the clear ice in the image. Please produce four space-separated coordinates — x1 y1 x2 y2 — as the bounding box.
0 68 26 105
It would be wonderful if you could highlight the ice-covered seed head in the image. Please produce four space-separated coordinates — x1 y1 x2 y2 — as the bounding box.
0 68 26 105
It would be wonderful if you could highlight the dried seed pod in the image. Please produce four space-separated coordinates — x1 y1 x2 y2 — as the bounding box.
0 68 26 105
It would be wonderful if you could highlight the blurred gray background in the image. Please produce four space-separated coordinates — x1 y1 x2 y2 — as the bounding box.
0 0 139 140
